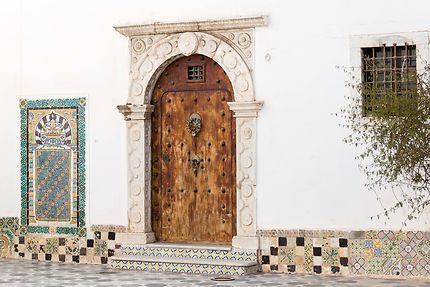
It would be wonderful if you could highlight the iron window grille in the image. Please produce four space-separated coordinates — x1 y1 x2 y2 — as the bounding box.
361 44 417 117
187 65 205 82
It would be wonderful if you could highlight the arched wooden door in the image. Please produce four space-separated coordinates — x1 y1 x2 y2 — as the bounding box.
151 54 236 244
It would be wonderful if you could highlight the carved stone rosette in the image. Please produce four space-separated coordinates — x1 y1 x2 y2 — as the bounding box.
116 17 267 248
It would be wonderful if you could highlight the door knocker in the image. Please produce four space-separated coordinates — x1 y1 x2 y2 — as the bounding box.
190 155 201 175
186 113 202 137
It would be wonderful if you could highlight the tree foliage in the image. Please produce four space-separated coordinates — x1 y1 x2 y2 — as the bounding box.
341 62 430 225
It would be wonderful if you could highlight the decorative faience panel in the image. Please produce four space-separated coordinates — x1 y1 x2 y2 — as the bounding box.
20 98 86 236
258 229 430 278
35 149 71 221
259 234 349 275
12 230 121 265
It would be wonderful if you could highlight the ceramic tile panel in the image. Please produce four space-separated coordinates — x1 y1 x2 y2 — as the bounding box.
400 231 430 276
349 237 400 276
20 98 86 236
34 150 71 221
258 229 430 278
11 230 120 265
259 233 348 276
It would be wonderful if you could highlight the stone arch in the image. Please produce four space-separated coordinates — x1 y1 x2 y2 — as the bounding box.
117 19 265 249
128 32 255 105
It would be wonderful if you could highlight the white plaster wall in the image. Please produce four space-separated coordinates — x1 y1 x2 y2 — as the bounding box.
1 0 430 230
0 1 21 217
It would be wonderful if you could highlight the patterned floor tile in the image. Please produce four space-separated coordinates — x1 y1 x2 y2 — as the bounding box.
0 258 428 286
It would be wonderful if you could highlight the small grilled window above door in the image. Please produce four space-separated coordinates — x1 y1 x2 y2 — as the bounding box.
188 65 204 82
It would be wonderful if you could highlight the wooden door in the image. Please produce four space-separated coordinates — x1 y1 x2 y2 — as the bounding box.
151 54 236 244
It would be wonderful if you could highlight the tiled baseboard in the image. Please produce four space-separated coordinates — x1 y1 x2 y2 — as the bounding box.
2 218 430 279
258 229 430 278
259 233 349 275
12 229 122 264
0 219 125 265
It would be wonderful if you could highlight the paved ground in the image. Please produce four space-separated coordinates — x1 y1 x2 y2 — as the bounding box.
1 259 430 287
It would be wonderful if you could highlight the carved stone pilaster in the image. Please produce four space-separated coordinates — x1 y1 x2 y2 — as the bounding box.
118 104 155 243
228 101 263 249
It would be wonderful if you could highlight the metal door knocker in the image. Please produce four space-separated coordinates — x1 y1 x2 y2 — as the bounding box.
186 113 202 137
190 155 201 175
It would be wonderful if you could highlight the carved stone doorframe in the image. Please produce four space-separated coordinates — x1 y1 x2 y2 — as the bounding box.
116 16 267 249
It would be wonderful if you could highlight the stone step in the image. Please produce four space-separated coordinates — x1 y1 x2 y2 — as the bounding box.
110 255 258 276
120 243 257 261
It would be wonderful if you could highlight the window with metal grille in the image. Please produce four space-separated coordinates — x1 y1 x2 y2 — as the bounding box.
361 44 417 116
187 65 204 82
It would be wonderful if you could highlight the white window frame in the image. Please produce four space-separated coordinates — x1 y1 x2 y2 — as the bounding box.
350 31 430 118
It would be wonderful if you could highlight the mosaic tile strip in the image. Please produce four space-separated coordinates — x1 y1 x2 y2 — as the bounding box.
257 229 349 238
20 98 86 236
120 245 257 261
90 225 127 233
26 226 49 234
110 259 258 276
